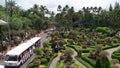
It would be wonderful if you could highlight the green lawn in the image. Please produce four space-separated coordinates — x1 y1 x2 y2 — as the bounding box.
56 60 82 68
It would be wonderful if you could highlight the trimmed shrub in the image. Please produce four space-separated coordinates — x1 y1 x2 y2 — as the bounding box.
112 50 120 61
76 57 93 68
34 48 43 55
41 58 48 64
96 27 111 33
27 63 33 68
81 55 95 67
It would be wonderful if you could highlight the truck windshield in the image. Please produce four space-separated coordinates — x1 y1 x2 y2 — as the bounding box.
5 55 18 61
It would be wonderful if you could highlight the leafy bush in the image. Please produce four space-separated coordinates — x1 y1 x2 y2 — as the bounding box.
34 48 43 55
31 58 40 63
10 17 23 30
41 58 48 64
63 33 69 38
96 27 111 33
27 63 33 68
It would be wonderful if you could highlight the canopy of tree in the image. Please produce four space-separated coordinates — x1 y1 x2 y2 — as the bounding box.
55 2 120 30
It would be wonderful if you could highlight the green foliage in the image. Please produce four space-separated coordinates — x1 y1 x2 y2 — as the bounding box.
96 27 111 33
80 53 96 67
56 60 64 68
34 48 43 55
94 57 110 68
104 57 110 68
64 48 73 56
41 58 48 64
76 57 93 68
46 54 57 68
21 17 32 30
56 60 82 68
43 42 49 48
27 63 33 68
94 59 101 68
0 44 2 51
112 49 120 61
10 17 23 30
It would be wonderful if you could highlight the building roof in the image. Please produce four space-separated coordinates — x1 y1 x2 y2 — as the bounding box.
0 20 8 25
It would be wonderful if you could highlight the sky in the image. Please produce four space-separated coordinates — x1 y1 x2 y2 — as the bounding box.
0 0 120 13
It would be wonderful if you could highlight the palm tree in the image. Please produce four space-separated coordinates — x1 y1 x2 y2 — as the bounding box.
50 11 55 21
109 4 113 11
82 7 86 12
65 5 69 12
93 7 97 14
40 5 47 16
57 5 62 12
7 0 16 17
97 7 102 25
98 7 102 14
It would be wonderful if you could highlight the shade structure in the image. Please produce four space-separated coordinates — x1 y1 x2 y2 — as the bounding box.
0 20 8 25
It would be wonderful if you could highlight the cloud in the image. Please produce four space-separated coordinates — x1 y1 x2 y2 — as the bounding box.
0 0 6 6
0 0 120 12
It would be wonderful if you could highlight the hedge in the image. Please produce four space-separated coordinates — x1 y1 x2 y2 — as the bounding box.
80 54 96 67
112 54 120 61
41 58 48 64
66 44 80 51
103 43 119 50
112 49 120 61
67 45 95 53
27 63 34 68
75 57 93 68
81 49 94 53
95 27 111 33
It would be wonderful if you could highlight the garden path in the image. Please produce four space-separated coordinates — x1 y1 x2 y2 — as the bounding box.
49 53 61 68
71 48 86 68
105 46 120 60
49 48 86 68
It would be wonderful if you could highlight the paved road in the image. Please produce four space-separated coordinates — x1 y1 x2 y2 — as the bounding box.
0 32 48 68
20 32 48 68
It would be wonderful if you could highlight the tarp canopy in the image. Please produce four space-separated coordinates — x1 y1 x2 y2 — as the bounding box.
0 20 8 25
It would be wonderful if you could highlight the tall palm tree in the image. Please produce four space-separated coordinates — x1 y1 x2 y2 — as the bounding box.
40 5 47 17
50 11 55 20
57 5 62 12
7 0 16 17
93 7 97 14
98 7 102 14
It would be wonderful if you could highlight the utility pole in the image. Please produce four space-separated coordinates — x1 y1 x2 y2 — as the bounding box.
5 0 11 48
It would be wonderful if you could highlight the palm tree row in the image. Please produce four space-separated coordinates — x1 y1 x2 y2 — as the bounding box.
55 2 120 30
